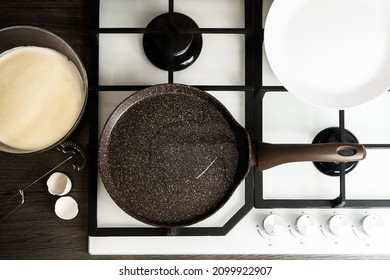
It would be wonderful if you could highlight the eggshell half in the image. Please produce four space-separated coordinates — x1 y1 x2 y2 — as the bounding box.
47 172 72 196
55 196 79 220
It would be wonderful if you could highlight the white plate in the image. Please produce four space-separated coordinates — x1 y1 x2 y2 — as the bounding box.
264 0 390 109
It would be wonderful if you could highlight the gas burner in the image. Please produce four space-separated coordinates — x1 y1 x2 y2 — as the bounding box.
312 127 359 176
142 12 202 71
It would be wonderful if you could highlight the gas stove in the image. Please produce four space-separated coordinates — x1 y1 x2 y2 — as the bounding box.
88 0 390 255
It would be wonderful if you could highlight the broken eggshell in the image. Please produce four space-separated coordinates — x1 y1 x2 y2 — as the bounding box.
47 172 72 196
55 196 79 220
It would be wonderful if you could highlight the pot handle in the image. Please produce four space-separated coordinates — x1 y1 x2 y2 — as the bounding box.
257 143 366 170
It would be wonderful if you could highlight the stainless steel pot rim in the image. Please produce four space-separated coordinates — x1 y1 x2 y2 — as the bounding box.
0 25 88 154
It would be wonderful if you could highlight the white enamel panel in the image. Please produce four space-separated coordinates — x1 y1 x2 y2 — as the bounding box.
174 34 245 85
99 34 168 85
100 0 244 28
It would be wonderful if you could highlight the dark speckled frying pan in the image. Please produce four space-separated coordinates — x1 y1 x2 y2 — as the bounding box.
98 83 366 227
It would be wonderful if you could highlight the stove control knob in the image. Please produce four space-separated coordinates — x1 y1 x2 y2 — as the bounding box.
362 215 384 236
263 214 286 236
295 214 319 236
328 214 351 236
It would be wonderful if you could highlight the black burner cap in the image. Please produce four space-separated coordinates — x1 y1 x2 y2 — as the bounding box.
312 127 359 176
143 13 202 71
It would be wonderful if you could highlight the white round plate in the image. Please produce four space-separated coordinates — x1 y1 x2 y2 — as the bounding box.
264 0 390 109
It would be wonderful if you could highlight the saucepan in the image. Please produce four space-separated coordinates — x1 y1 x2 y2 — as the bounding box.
98 83 366 227
264 0 390 109
0 26 88 154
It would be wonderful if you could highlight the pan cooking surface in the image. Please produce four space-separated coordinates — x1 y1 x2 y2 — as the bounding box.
99 84 249 227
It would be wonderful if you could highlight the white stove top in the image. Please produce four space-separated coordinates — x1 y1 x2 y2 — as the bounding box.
89 0 390 255
90 209 390 255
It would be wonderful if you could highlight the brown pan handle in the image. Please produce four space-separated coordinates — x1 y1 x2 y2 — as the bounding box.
257 143 366 170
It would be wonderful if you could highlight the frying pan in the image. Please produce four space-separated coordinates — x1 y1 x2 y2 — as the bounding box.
264 0 390 109
98 84 366 227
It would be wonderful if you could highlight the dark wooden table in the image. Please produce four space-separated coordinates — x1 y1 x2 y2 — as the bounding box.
0 0 92 259
0 0 388 260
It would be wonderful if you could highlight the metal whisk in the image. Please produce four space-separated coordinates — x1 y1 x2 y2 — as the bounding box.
0 141 88 224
